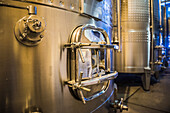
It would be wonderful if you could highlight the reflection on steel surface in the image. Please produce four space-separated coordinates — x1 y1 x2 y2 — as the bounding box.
80 0 112 25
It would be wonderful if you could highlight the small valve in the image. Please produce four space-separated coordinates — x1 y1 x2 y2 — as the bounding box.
14 5 46 46
111 84 128 112
111 98 128 112
118 98 128 112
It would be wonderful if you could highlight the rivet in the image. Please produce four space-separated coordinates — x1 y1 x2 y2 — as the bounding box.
19 36 24 40
22 33 27 38
40 35 44 38
59 1 64 7
23 19 27 21
70 4 74 10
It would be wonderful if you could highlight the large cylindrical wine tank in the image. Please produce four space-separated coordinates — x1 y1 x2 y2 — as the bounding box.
115 0 150 73
0 0 117 113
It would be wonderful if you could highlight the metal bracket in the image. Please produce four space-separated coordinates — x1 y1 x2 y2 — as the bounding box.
155 45 165 49
65 71 118 104
65 24 117 104
64 42 117 49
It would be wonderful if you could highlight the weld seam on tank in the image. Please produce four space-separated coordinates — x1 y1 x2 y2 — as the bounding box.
14 0 113 27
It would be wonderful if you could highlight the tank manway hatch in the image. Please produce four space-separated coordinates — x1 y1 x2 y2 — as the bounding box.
64 25 118 104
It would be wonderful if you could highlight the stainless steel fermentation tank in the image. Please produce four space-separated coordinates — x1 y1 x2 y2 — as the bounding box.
114 0 163 90
114 0 150 73
151 0 165 79
113 0 152 90
0 0 128 113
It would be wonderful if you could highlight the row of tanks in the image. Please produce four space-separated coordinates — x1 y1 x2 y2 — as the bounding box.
113 0 169 91
113 0 151 90
0 0 168 112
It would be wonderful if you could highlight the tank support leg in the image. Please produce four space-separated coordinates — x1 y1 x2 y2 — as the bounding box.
142 67 151 91
154 71 160 81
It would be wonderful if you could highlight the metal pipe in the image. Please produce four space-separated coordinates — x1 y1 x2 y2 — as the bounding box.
159 0 162 45
27 5 37 15
117 0 121 52
150 0 154 71
0 3 37 15
78 48 85 63
163 1 169 58
159 0 162 27
113 0 119 44
163 6 167 40
169 17 170 36
79 90 86 104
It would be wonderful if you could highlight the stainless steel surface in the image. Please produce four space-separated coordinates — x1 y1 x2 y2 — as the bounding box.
152 0 163 72
150 0 154 71
142 67 151 91
112 0 118 44
168 18 170 59
168 17 170 36
0 0 115 113
163 6 167 42
154 2 168 70
159 0 163 45
25 0 80 13
153 0 160 36
117 0 121 52
80 0 113 25
112 0 121 47
115 0 150 73
19 0 113 26
159 0 162 28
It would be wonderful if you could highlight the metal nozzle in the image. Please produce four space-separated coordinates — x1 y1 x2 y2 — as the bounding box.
27 5 37 15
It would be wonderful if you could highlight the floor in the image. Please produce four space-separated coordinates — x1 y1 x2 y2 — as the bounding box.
115 68 170 113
